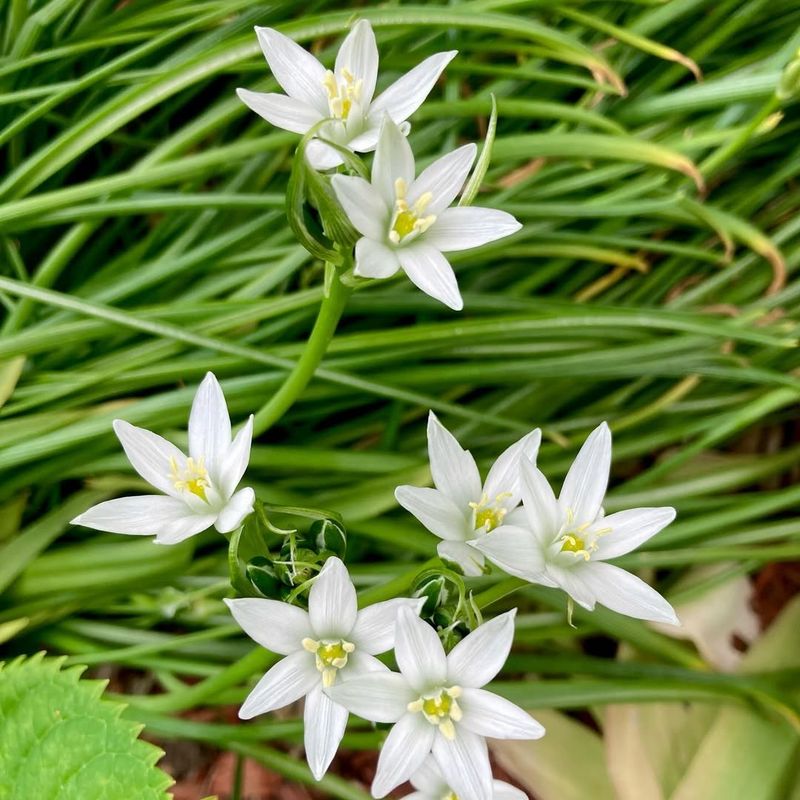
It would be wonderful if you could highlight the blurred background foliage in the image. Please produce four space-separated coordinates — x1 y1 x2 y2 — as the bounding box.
0 0 799 797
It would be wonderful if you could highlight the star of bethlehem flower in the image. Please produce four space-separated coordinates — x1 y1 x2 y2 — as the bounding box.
404 757 527 800
72 372 254 544
327 606 544 800
471 422 680 625
225 557 425 780
331 118 522 310
395 412 541 577
238 19 456 170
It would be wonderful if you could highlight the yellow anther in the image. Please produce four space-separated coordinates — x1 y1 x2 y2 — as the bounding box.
389 181 437 244
558 520 612 562
303 637 355 686
322 68 362 120
170 456 210 501
469 491 513 532
408 686 463 738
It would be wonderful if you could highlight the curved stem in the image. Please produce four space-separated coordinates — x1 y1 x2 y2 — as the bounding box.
252 271 351 436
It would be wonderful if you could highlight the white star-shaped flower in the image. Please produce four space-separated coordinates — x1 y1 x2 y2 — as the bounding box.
72 372 254 543
225 557 424 780
404 757 526 800
331 118 522 310
238 20 456 170
395 412 541 576
327 607 544 800
471 422 680 624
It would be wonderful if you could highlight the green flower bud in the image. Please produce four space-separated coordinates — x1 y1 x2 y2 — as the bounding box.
310 518 347 559
413 573 451 616
246 556 280 598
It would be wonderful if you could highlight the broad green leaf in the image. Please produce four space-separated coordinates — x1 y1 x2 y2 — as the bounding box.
0 654 172 799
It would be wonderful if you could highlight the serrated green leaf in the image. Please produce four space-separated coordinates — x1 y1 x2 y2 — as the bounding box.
0 654 172 800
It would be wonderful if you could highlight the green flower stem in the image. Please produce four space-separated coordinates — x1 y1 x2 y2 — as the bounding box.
474 576 528 609
252 270 352 436
356 557 440 608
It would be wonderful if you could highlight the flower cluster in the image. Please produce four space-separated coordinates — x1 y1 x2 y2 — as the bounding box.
69 18 682 800
399 414 679 626
239 19 521 311
227 557 543 800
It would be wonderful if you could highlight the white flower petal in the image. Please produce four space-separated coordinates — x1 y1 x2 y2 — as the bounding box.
304 684 349 780
305 139 344 170
224 597 311 655
578 562 679 624
344 650 392 676
410 756 448 794
395 485 470 542
458 687 545 739
331 175 387 239
395 605 447 692
188 373 232 481
426 411 481 512
348 125 381 152
432 727 491 800
493 780 529 800
519 459 561 545
545 564 597 611
218 415 253 500
397 244 463 311
437 540 485 577
371 50 457 123
335 19 379 106
424 206 522 252
559 422 612 523
351 597 425 655
239 650 318 718
372 117 415 207
354 237 401 279
373 713 435 798
469 525 546 583
236 89 322 134
214 486 255 533
112 419 184 497
593 507 676 560
71 495 213 543
483 429 542 508
446 610 516 688
255 27 328 112
325 672 414 723
309 556 358 639
408 144 476 215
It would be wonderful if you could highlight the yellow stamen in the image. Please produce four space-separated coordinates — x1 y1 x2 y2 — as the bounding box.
322 68 362 120
389 182 437 244
408 686 462 739
469 491 513 532
170 456 210 500
302 637 355 686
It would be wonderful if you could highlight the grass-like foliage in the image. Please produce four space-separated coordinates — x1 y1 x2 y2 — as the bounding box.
0 0 799 797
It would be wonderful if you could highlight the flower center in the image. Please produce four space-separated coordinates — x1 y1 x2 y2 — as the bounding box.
302 637 355 687
170 456 210 501
441 794 458 800
388 178 436 244
408 686 462 740
323 68 361 120
469 492 512 532
556 509 612 562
